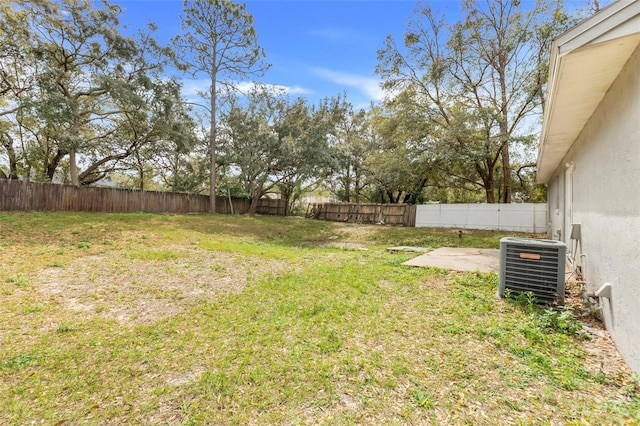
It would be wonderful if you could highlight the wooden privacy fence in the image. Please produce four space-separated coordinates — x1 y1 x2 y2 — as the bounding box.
0 179 285 215
257 198 287 216
306 202 417 227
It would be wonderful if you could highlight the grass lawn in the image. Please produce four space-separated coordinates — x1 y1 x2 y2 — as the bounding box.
1 212 638 425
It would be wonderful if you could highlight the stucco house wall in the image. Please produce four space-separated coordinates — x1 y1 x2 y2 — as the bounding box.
546 174 563 241
547 44 640 372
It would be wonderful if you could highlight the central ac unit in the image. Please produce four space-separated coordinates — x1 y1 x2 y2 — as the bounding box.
499 237 567 305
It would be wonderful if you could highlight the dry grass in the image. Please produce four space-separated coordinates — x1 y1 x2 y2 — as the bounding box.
36 248 275 325
0 212 638 425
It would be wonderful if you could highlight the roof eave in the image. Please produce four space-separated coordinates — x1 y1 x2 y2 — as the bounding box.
536 0 640 184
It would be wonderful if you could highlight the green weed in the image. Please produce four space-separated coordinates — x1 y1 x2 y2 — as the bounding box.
538 306 584 337
412 388 435 409
22 303 46 314
56 321 78 333
77 240 92 249
6 275 31 287
49 260 66 268
507 289 537 310
2 354 35 369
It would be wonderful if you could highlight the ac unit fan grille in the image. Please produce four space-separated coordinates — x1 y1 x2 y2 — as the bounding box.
499 238 566 304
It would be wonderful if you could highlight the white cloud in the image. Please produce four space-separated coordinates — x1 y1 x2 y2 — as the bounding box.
181 79 211 99
276 84 313 96
181 78 312 100
312 68 385 102
234 81 312 96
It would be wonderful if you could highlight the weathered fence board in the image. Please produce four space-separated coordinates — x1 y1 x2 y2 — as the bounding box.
306 202 416 227
258 198 287 216
0 180 284 215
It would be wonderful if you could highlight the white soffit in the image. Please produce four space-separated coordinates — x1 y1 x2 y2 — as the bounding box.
537 0 640 183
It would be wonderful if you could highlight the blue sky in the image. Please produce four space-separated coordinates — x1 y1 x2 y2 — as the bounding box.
113 0 598 109
113 0 443 109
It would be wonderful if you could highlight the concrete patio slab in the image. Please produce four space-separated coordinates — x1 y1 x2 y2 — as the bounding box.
402 247 500 273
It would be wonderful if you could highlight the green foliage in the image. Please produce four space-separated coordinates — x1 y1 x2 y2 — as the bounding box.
0 0 193 186
412 388 435 409
327 101 372 203
273 96 341 213
219 84 285 213
376 0 573 203
0 0 582 206
363 99 437 204
220 87 343 215
49 260 66 268
509 289 538 310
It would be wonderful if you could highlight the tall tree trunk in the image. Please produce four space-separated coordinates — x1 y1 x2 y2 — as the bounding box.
227 187 234 214
476 161 496 203
249 197 259 216
209 75 217 214
485 181 496 203
499 54 512 204
136 151 145 191
282 180 295 216
69 149 78 185
344 161 351 202
500 141 511 203
354 167 361 203
1 133 19 179
282 185 291 216
248 186 264 216
386 190 394 204
69 121 80 185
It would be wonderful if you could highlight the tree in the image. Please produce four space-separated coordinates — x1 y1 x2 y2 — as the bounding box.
1 0 179 185
272 97 337 215
365 100 437 204
29 0 140 185
220 84 284 215
152 111 209 193
377 0 569 202
0 0 39 179
174 0 269 213
115 78 198 191
328 101 372 203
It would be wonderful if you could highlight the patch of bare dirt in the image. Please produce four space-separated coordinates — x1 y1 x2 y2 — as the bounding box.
166 366 206 387
37 248 290 325
331 223 381 239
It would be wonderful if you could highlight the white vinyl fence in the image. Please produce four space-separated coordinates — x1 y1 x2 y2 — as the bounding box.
415 203 548 233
